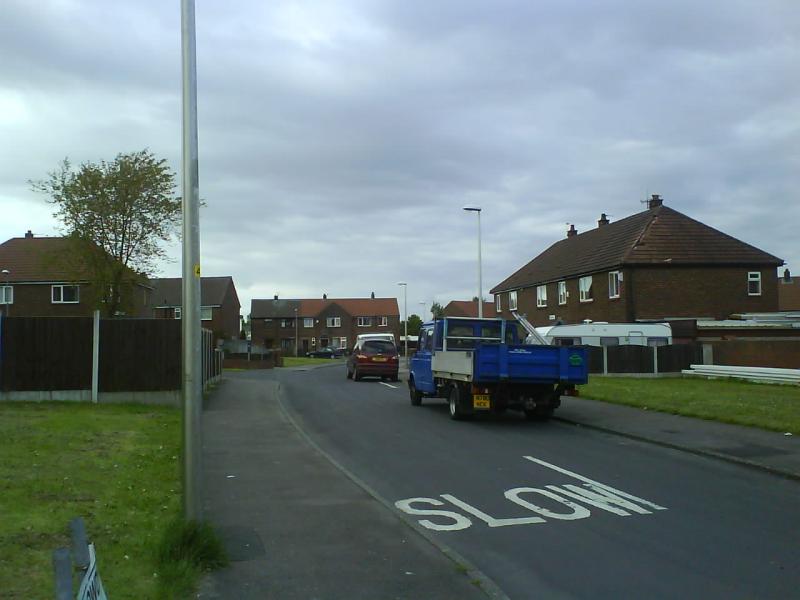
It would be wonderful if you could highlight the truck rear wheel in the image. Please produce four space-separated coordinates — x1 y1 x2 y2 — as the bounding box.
448 385 469 421
409 378 422 406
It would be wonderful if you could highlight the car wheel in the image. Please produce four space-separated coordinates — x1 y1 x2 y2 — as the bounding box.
448 385 469 421
409 377 422 406
354 368 362 382
390 374 399 382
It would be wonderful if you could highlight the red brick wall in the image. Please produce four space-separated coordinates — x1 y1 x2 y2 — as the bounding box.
710 340 800 369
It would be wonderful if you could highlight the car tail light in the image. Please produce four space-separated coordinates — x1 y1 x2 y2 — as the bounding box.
357 354 368 362
390 355 398 362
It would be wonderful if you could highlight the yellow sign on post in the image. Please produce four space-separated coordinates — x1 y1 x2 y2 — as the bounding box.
193 264 201 277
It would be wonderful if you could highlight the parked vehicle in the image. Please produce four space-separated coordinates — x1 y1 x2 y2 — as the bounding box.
306 347 344 359
409 317 588 420
355 333 396 348
347 339 399 381
532 322 672 347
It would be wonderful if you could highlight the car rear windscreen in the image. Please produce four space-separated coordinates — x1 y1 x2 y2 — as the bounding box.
362 340 396 355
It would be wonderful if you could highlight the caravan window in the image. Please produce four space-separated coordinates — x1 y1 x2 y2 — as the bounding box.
648 337 669 347
554 337 578 346
600 337 619 346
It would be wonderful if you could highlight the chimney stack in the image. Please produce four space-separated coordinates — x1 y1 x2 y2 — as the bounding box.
323 293 327 300
647 194 663 209
25 230 33 238
567 224 578 238
598 213 609 227
784 268 792 282
370 291 375 299
273 294 278 301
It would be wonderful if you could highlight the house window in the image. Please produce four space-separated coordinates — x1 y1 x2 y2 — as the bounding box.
304 318 314 328
378 316 388 327
52 284 79 304
327 316 341 328
509 290 518 311
174 307 182 319
357 316 372 327
579 276 593 302
264 318 272 323
0 286 12 305
336 337 347 349
536 285 547 308
558 281 567 305
281 319 291 328
748 272 761 296
608 271 621 299
201 307 213 321
495 295 501 313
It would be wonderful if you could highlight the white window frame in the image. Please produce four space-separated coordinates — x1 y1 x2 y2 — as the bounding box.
495 294 501 313
174 307 182 319
303 318 314 328
52 284 80 304
357 316 372 327
378 316 388 327
747 272 761 296
0 285 12 305
558 281 567 305
201 306 213 321
536 285 547 308
608 271 621 299
509 290 518 311
579 276 593 302
326 316 341 328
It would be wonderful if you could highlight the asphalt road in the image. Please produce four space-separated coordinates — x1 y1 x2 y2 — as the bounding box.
277 364 800 600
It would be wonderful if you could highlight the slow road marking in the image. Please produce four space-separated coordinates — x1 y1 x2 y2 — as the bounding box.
395 456 667 531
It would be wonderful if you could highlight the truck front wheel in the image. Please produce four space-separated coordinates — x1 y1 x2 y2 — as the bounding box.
409 378 423 406
448 385 469 421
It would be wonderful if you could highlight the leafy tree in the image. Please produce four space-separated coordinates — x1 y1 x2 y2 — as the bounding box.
430 302 445 318
32 150 181 316
402 314 423 337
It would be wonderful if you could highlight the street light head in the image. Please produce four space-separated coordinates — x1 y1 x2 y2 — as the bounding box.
462 206 481 212
397 282 407 286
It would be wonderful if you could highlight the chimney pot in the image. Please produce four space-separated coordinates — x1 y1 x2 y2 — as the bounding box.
784 268 792 282
567 224 578 238
371 291 375 299
25 230 33 238
323 293 327 300
273 294 278 301
598 213 609 227
648 194 663 209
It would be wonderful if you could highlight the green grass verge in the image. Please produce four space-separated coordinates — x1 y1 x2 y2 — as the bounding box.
0 402 225 599
281 356 344 367
580 376 800 434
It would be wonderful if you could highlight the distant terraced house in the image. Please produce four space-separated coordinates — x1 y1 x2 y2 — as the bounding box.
491 195 784 329
250 294 401 355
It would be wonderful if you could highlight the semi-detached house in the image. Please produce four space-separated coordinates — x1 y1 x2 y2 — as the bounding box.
490 195 784 331
250 295 401 355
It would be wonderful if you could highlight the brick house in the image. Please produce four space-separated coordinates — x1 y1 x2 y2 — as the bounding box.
443 300 495 318
250 295 401 355
778 271 800 311
0 231 152 317
149 276 241 341
490 196 784 328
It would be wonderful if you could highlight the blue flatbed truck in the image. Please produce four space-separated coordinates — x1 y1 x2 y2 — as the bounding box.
408 317 589 420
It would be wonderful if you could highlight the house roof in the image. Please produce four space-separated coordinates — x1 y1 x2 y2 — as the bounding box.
0 234 150 286
150 276 238 307
444 300 495 318
491 204 784 293
778 276 800 311
250 297 400 319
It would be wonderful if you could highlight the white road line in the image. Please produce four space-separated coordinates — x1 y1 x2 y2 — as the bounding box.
380 382 398 389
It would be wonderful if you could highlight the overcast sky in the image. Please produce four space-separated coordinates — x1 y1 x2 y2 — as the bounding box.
2 0 798 318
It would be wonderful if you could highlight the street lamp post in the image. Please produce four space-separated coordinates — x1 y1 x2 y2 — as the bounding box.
1 269 9 317
462 206 483 318
397 282 408 365
294 308 298 357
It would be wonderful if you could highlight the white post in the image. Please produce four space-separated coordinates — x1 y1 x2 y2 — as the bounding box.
181 0 202 521
91 310 100 403
477 209 483 318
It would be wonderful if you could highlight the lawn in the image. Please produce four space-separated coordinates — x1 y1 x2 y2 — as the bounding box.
0 402 189 599
580 376 800 434
281 356 344 367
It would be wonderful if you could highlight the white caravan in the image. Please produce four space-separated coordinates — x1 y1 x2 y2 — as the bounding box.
531 322 672 347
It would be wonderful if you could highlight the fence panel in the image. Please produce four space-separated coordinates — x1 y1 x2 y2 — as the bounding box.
586 346 604 374
99 319 180 392
607 345 653 374
1 317 93 391
658 343 702 372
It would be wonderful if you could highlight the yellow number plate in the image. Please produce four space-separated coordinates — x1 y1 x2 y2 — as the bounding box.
372 357 388 362
473 394 491 409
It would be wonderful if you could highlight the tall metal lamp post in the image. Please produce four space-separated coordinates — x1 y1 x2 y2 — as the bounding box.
294 307 299 357
462 206 483 318
397 282 408 365
1 269 9 317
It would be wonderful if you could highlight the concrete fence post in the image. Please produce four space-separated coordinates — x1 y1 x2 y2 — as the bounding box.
653 345 659 375
602 346 608 375
91 310 100 404
702 343 714 365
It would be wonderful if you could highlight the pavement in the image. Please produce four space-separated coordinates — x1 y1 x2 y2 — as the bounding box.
198 364 800 598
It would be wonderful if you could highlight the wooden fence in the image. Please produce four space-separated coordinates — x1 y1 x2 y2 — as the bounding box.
0 315 220 397
587 344 703 375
